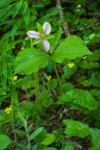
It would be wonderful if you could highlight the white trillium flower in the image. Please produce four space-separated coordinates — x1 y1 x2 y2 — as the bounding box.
27 22 51 52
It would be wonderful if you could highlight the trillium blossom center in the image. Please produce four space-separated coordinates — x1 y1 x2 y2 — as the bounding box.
27 22 51 52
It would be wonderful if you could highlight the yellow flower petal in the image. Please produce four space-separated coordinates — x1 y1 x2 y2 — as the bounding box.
47 75 52 81
68 63 75 68
13 76 18 81
4 106 12 114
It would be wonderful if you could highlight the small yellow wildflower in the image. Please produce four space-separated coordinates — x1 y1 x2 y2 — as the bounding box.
68 63 75 68
5 106 12 114
47 75 52 81
13 76 18 81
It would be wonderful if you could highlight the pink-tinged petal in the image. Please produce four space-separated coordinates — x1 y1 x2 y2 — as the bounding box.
42 22 51 35
27 31 40 39
42 39 50 52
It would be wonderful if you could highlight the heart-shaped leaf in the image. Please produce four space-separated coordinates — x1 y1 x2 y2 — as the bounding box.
52 35 91 63
15 48 49 75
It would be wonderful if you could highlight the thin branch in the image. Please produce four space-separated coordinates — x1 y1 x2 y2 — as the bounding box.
56 0 70 36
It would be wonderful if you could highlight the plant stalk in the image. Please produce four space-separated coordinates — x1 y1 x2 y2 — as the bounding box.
11 103 17 144
10 86 17 145
53 61 74 118
53 61 64 93
26 129 31 150
34 72 39 101
30 39 39 102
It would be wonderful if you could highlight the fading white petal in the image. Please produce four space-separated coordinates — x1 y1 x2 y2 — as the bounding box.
42 39 50 52
42 22 51 35
27 31 40 39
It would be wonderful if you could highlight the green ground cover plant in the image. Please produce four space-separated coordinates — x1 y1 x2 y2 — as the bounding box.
0 0 100 149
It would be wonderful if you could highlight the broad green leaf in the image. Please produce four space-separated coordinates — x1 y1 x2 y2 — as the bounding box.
15 48 49 75
64 119 90 138
52 35 91 63
0 134 12 150
29 127 44 141
90 128 100 149
42 133 56 145
61 142 74 150
57 89 98 111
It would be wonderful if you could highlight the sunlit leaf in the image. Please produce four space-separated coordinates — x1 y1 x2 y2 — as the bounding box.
52 35 91 63
15 48 49 75
57 89 98 111
42 133 56 145
64 119 90 138
0 134 12 150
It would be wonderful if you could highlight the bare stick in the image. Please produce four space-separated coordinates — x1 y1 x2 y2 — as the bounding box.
56 0 70 36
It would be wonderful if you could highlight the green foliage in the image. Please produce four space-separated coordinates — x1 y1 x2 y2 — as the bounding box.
64 119 90 138
61 142 74 150
15 48 49 74
42 133 56 145
57 89 98 111
46 79 57 90
90 128 100 150
89 72 100 87
62 64 76 79
0 0 100 149
29 127 45 141
52 35 91 63
0 134 12 150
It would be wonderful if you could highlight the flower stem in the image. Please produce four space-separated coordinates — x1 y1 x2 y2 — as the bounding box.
10 85 18 145
53 61 64 93
53 61 74 118
30 39 39 101
34 72 39 101
11 103 17 144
